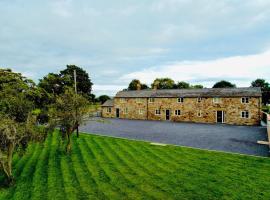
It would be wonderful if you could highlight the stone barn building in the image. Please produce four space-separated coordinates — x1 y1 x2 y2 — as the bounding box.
101 87 262 126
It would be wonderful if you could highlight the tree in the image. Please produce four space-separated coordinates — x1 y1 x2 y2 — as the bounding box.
251 79 270 104
251 79 269 90
191 84 204 89
128 79 149 90
0 114 46 185
174 81 190 89
212 80 236 88
38 73 66 95
60 65 93 99
0 69 47 185
151 78 175 89
97 95 111 104
49 87 88 153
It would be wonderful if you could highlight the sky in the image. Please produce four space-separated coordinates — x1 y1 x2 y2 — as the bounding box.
1 0 270 96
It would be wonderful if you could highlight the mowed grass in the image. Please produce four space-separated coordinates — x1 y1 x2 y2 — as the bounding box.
0 131 270 200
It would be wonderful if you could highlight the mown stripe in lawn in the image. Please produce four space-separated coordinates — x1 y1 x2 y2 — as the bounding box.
84 136 149 199
60 145 88 200
12 143 43 200
91 137 155 200
31 133 52 200
103 138 173 200
78 137 127 200
0 144 38 200
47 132 67 200
71 136 107 200
111 139 178 197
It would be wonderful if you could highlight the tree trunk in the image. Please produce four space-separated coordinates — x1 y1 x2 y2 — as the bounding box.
76 122 79 138
66 132 72 154
1 142 15 185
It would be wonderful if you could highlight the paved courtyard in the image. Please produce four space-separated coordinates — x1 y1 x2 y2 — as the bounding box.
80 118 269 157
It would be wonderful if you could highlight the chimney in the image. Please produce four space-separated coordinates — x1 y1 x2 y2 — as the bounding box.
136 83 141 90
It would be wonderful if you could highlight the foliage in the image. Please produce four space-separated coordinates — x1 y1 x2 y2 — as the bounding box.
48 87 89 153
251 79 269 89
60 65 93 99
191 84 204 89
38 73 67 95
39 65 93 101
0 69 48 185
1 132 270 199
212 80 236 88
127 79 149 90
97 95 111 104
251 79 270 104
151 78 175 89
174 81 190 89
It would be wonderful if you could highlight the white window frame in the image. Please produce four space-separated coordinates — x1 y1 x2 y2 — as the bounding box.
197 97 202 103
106 107 112 113
149 98 155 103
175 110 181 116
124 107 128 114
241 111 249 119
213 97 221 104
155 109 161 115
139 109 144 115
241 97 249 104
177 97 184 103
120 98 126 103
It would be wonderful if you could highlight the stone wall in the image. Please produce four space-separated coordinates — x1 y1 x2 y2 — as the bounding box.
101 107 115 118
102 97 261 125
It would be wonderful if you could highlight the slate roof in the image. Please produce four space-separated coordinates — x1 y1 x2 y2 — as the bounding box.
101 99 114 107
115 87 262 98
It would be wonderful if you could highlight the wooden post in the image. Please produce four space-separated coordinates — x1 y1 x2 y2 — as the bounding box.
74 70 79 138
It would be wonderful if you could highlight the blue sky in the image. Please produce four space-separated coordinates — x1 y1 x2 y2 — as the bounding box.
1 0 270 96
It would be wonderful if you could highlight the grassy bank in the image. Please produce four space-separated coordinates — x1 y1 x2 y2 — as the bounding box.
0 131 270 200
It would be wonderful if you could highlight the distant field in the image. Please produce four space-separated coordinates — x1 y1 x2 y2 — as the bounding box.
0 131 270 200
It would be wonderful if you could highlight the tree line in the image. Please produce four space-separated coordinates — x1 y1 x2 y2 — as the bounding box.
125 78 270 104
0 65 94 185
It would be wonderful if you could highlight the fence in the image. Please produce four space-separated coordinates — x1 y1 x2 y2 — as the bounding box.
262 112 270 148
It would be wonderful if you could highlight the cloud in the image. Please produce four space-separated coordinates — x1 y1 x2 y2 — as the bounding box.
93 84 126 97
50 0 73 17
121 49 270 87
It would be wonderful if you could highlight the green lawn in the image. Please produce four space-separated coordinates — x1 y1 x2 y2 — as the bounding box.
0 131 270 200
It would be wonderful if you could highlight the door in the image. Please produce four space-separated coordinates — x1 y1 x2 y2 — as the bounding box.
166 110 170 120
216 111 225 123
116 108 120 118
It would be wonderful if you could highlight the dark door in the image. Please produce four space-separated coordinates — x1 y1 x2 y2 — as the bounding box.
166 110 170 120
116 108 120 118
216 111 224 123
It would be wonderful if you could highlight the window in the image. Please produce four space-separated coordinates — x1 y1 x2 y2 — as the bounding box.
106 107 112 113
213 97 221 103
120 98 126 103
155 109 161 115
136 98 143 103
175 110 181 116
197 110 202 117
241 97 249 104
139 109 144 115
149 98 155 103
124 108 128 114
197 97 202 103
241 111 249 118
177 97 184 103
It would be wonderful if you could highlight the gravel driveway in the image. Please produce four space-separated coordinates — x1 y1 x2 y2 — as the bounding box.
80 118 269 157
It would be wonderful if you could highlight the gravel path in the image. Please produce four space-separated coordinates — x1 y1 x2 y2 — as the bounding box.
80 118 269 157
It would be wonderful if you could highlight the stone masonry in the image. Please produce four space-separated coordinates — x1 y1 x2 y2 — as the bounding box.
102 88 262 126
